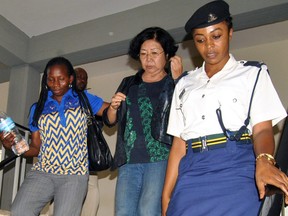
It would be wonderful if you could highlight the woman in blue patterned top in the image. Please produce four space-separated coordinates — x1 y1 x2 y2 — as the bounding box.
1 57 108 216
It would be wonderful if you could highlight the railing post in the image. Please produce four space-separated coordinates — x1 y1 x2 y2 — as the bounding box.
0 148 5 196
12 157 20 201
20 131 30 185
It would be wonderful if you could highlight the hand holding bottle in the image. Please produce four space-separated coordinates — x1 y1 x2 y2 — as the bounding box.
0 112 29 156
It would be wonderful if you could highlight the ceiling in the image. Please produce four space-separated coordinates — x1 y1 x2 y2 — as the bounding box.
0 0 159 37
0 0 288 83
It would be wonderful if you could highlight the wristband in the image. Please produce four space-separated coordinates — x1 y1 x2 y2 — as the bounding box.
256 153 276 165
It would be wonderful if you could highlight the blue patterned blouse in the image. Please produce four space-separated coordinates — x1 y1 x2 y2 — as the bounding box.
29 89 103 175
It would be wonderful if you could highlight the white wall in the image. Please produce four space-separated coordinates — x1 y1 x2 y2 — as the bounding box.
0 82 9 113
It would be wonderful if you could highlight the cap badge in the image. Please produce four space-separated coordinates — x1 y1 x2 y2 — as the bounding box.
208 13 217 23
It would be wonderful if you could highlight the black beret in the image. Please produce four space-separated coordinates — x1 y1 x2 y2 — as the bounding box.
185 0 231 33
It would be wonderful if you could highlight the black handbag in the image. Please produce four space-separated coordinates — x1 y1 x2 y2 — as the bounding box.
79 92 113 171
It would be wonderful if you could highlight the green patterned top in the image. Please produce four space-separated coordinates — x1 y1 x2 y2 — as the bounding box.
124 76 170 163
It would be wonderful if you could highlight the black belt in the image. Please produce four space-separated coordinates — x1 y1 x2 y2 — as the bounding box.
186 132 251 153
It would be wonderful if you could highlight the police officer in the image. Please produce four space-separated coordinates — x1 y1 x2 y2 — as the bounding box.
162 1 288 215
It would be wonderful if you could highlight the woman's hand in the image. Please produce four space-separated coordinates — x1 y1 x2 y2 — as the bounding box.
253 120 288 204
0 132 15 150
106 92 126 124
110 92 126 111
255 156 288 204
170 55 183 80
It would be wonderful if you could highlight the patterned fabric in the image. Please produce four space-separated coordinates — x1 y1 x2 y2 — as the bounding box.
123 97 136 163
29 89 103 175
138 84 169 162
125 81 170 163
32 106 88 175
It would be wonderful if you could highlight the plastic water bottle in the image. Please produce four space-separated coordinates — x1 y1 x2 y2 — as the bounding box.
0 111 29 156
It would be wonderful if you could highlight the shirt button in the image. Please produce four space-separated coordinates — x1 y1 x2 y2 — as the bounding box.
202 115 205 120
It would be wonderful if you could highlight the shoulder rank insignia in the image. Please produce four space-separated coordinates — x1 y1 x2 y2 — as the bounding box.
243 61 265 68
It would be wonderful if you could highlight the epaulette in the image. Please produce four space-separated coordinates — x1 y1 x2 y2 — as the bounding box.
242 61 265 68
242 60 270 75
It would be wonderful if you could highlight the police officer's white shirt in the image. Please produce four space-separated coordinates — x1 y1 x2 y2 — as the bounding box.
168 54 287 141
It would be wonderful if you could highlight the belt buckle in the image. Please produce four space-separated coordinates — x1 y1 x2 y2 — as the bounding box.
200 136 208 152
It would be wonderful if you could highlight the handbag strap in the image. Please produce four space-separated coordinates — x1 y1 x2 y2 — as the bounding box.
79 92 92 114
79 91 104 130
79 91 94 124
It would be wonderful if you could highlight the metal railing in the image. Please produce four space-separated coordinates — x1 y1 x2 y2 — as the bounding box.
0 123 31 209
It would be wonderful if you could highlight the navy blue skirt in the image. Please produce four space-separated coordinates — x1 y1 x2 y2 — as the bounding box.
167 139 261 216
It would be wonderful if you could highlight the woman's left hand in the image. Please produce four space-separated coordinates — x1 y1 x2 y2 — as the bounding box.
255 157 288 204
170 55 183 80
